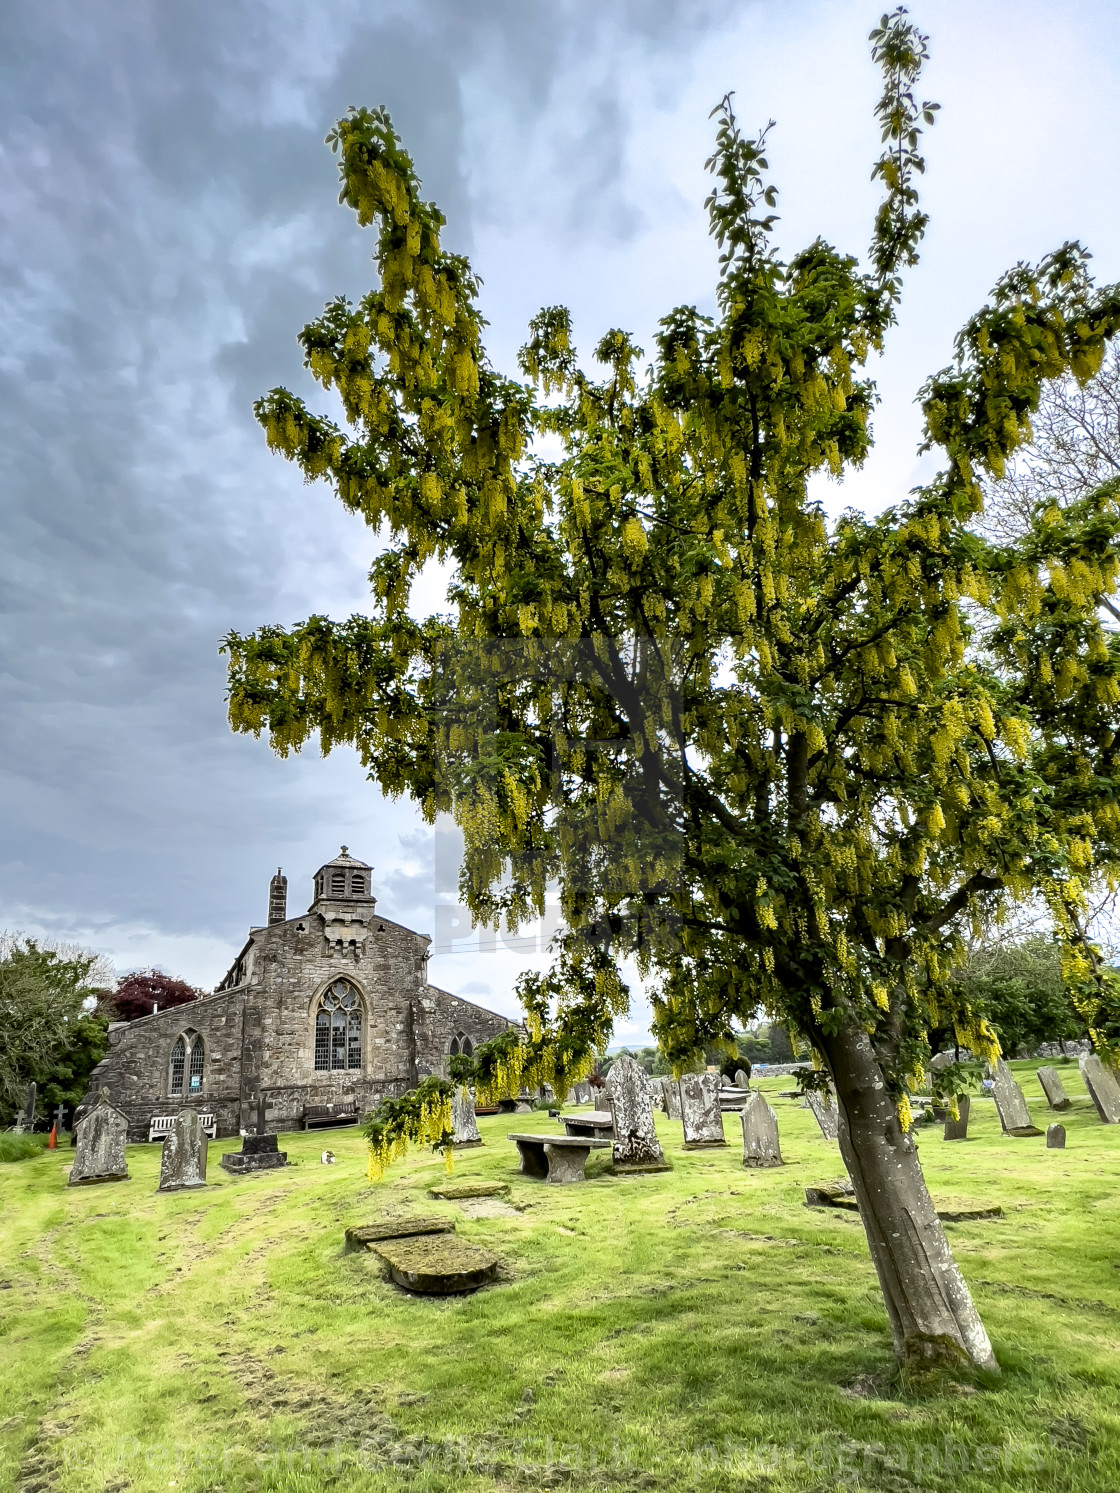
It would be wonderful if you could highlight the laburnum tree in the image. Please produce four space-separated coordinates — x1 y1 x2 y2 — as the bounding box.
224 10 1120 1374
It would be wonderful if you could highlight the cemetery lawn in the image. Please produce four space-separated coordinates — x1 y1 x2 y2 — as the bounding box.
1 1060 1118 1493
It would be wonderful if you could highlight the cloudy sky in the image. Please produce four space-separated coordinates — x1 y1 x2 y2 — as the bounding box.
2 0 1119 1043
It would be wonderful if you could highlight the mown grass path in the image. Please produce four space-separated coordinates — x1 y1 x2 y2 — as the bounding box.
1 1060 1118 1493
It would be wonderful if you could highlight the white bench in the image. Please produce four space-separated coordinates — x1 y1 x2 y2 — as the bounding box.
149 1112 217 1142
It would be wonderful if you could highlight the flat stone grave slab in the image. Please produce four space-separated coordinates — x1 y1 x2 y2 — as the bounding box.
371 1235 499 1295
562 1112 615 1138
345 1218 455 1251
805 1179 1003 1222
1036 1066 1072 1111
508 1132 611 1184
428 1180 510 1200
456 1197 523 1218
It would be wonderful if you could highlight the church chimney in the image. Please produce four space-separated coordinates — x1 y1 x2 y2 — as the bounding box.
268 868 287 925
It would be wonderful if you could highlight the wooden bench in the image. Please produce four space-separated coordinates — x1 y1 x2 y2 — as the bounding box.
303 1103 359 1131
508 1132 611 1184
148 1113 217 1143
561 1111 615 1139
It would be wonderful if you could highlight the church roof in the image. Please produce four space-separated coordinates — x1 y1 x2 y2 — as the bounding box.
316 845 372 872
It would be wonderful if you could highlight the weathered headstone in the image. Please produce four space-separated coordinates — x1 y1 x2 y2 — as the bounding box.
220 1132 289 1174
16 1081 37 1133
452 1085 482 1146
1079 1053 1120 1124
805 1088 839 1142
740 1091 782 1168
606 1055 667 1170
1046 1123 1066 1149
734 1068 751 1091
989 1059 1043 1136
679 1072 726 1147
158 1110 208 1192
1036 1066 1072 1111
943 1095 970 1141
661 1077 682 1121
69 1089 129 1186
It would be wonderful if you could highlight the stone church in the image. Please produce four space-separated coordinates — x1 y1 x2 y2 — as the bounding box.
90 848 512 1141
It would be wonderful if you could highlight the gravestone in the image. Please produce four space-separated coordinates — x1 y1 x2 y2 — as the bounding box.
606 1056 667 1170
158 1110 208 1192
943 1095 970 1141
679 1072 726 1147
1046 1123 1066 1149
69 1089 129 1186
452 1085 482 1146
740 1091 782 1168
1079 1054 1120 1124
661 1077 682 1121
16 1081 36 1133
989 1059 1042 1136
220 1133 289 1174
805 1088 839 1142
1036 1066 1072 1111
734 1068 751 1091
514 1092 534 1115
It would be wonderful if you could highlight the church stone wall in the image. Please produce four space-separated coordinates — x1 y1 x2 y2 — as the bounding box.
90 987 247 1143
89 871 514 1141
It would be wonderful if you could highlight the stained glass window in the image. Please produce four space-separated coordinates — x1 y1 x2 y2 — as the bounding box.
188 1038 204 1092
314 982 362 1071
169 1037 186 1096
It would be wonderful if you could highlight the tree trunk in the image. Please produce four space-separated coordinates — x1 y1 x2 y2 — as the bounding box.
819 1019 998 1375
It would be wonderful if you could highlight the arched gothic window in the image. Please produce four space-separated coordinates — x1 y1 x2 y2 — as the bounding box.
314 981 362 1072
449 1035 473 1059
169 1033 204 1097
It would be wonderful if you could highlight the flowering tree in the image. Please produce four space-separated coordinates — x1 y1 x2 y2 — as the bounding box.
224 10 1120 1373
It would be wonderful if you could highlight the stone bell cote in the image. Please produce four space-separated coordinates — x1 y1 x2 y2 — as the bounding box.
310 847 376 907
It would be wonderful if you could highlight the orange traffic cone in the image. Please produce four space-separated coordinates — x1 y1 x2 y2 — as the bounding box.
47 1124 58 1150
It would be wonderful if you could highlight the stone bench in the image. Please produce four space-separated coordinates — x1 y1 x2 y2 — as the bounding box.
148 1112 217 1143
508 1132 611 1184
561 1111 615 1139
303 1104 359 1130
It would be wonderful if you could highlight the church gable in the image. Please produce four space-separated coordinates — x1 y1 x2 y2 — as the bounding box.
90 847 513 1139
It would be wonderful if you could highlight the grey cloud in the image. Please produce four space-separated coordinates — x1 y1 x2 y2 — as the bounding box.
0 0 735 981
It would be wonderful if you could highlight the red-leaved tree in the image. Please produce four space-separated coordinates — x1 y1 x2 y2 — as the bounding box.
110 970 204 1023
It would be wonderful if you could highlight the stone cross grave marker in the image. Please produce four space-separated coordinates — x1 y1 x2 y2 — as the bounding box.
69 1089 129 1186
989 1059 1042 1136
452 1085 482 1146
943 1095 970 1141
1036 1066 1072 1111
256 1091 268 1135
661 1077 682 1121
606 1055 667 1170
1046 1123 1066 1149
740 1091 783 1167
158 1110 208 1192
679 1071 726 1147
805 1088 839 1142
1079 1054 1120 1124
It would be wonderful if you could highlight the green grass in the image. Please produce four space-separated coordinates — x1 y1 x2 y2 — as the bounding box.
0 1132 48 1164
1 1059 1118 1492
